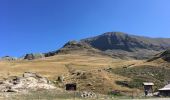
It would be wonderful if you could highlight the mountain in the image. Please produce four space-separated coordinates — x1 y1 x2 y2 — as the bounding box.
81 32 170 59
22 41 105 60
81 32 170 51
2 32 170 98
14 41 108 60
7 32 170 60
44 40 110 58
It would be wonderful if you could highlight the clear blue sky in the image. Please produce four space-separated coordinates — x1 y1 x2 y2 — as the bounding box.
1 0 170 57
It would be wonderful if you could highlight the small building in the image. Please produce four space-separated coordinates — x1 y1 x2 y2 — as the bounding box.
159 84 170 96
65 83 77 91
143 82 154 96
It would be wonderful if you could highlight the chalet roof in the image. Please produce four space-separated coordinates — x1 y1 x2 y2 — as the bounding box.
159 84 170 91
143 82 154 86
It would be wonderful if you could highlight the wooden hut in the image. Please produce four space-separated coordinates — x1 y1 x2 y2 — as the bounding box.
143 82 154 96
65 83 77 91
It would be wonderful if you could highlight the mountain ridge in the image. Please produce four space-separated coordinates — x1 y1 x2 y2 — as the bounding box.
80 32 170 59
81 32 170 51
2 32 170 60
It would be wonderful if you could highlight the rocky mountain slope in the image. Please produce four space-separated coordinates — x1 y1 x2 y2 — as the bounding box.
20 41 99 60
147 49 170 62
23 53 45 60
2 32 170 60
44 40 110 58
44 32 170 60
82 32 170 51
81 32 170 59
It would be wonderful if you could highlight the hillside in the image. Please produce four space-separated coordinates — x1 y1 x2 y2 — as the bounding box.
21 41 110 60
81 32 170 59
0 52 142 95
11 32 170 60
108 50 170 93
147 49 170 62
1 32 170 98
1 48 170 97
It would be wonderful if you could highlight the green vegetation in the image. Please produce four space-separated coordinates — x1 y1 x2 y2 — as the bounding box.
108 91 123 97
111 65 170 91
8 90 79 100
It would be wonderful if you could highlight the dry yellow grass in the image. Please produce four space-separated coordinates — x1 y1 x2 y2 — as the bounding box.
0 53 142 78
0 53 144 94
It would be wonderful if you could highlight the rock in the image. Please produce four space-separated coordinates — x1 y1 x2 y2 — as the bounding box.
8 76 20 85
0 81 3 84
57 75 64 83
24 53 44 60
4 87 18 92
44 51 56 57
160 50 170 61
0 72 56 92
87 83 93 86
80 91 96 98
23 72 42 78
148 49 170 62
0 56 17 61
39 77 50 84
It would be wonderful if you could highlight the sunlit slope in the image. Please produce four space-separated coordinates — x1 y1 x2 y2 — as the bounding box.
0 53 137 78
0 52 146 94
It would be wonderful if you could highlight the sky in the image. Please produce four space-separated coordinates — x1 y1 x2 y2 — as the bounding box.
1 0 170 57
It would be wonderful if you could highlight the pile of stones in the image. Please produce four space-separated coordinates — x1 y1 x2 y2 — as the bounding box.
80 91 96 98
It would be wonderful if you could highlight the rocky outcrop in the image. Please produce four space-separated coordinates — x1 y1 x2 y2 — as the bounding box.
148 49 170 62
0 72 56 92
24 53 45 60
159 50 170 61
0 56 17 61
44 40 109 57
44 51 56 57
56 41 96 54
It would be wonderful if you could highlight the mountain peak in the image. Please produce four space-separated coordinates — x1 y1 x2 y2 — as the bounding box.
103 32 127 36
10 32 170 60
81 32 170 59
62 40 92 49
